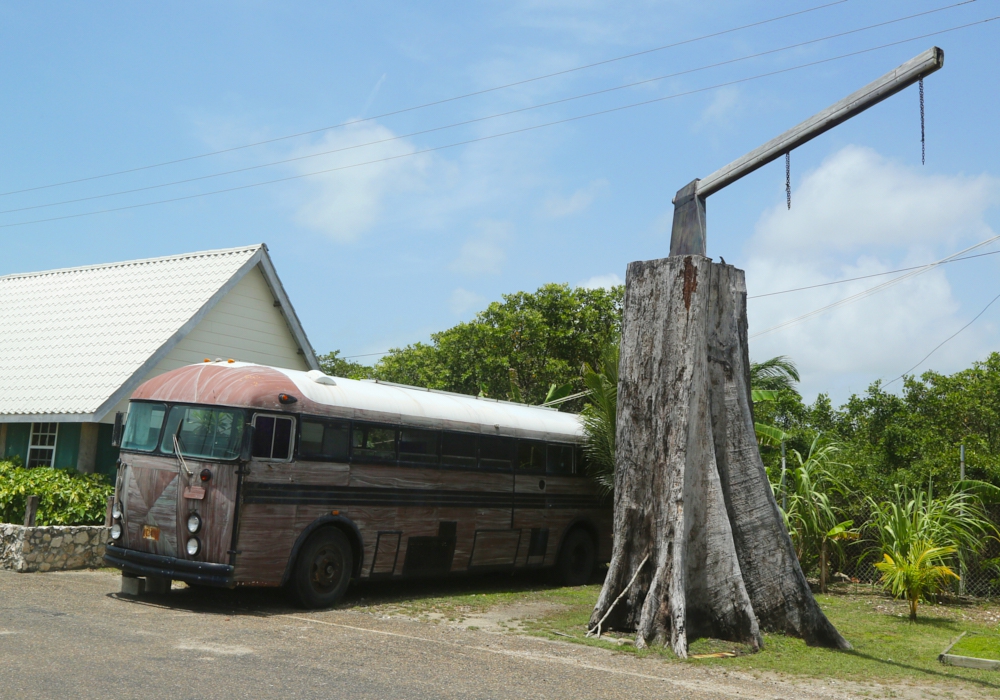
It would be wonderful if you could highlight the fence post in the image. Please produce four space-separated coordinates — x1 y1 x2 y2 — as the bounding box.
104 495 115 527
23 495 39 527
959 444 966 596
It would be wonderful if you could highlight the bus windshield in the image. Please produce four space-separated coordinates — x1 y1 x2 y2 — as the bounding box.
156 405 246 461
121 402 168 452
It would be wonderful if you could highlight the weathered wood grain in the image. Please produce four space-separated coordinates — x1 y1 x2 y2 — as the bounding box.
706 262 849 649
696 48 942 199
589 256 846 657
233 503 296 584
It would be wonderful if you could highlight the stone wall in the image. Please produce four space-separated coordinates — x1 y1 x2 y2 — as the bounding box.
0 524 109 572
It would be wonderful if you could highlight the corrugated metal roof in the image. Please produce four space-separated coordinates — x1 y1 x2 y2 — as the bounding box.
0 245 271 420
275 366 584 441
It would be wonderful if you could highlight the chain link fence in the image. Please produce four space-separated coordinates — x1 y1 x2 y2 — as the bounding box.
827 504 1000 599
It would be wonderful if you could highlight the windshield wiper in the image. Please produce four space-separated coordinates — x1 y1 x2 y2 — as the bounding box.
172 427 194 480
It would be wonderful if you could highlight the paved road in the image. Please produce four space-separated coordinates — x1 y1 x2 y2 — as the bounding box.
0 569 843 700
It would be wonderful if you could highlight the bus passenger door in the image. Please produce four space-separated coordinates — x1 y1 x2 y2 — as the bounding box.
513 440 548 567
232 412 297 584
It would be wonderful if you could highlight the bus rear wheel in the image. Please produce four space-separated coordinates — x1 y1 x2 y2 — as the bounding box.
292 528 354 609
555 528 596 586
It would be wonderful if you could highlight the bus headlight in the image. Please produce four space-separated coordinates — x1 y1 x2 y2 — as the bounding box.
112 500 122 519
186 513 202 534
186 537 201 556
110 522 123 540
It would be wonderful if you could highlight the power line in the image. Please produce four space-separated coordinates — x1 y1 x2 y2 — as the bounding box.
0 0 853 199
336 245 1000 364
1 0 974 217
883 288 1000 387
748 248 1000 299
2 17 995 231
749 234 1000 339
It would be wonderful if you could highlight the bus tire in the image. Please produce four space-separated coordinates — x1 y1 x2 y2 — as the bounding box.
555 528 596 586
291 527 354 609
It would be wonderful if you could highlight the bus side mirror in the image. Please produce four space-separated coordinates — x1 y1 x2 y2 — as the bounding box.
111 412 125 448
240 424 255 463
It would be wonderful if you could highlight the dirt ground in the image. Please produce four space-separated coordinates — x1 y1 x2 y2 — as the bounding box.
3 567 997 699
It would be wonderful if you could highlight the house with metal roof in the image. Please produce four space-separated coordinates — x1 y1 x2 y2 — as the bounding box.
0 244 318 477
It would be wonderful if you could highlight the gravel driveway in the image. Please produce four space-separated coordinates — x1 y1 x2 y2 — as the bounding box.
0 569 858 700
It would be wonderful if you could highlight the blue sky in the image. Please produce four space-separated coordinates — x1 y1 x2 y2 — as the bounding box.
2 1 998 403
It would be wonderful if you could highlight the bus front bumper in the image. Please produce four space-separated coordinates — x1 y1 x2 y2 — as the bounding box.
104 545 235 588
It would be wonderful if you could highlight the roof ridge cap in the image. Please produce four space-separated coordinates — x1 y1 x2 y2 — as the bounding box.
0 244 264 282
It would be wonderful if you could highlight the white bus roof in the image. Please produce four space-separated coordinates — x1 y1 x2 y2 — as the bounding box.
270 365 584 443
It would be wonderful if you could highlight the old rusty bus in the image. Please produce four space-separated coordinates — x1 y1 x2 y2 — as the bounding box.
104 361 611 607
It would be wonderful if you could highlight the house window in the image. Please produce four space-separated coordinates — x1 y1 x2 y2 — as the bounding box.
28 422 58 468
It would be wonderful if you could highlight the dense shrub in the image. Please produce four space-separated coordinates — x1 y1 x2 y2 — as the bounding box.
0 458 113 526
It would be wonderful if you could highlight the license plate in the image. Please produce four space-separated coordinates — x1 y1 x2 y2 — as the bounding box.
183 485 206 500
142 525 160 541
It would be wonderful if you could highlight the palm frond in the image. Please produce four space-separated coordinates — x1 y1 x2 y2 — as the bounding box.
755 422 787 447
580 341 619 494
750 355 800 392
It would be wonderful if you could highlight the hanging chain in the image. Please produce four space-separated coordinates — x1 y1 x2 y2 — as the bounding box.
785 152 791 210
919 77 925 165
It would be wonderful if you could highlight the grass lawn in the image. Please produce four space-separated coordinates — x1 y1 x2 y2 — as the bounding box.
352 574 1000 696
951 632 1000 661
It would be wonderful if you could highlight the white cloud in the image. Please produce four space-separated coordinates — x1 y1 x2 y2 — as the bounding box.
289 121 432 243
744 146 1000 402
543 179 608 218
450 221 511 276
449 288 486 316
753 146 996 256
578 273 623 289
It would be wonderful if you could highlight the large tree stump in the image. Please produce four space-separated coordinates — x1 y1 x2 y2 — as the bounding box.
588 255 850 657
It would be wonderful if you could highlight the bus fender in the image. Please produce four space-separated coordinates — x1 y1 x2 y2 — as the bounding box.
280 515 365 586
555 516 602 562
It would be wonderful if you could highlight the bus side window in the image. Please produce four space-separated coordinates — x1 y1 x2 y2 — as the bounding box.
546 443 574 475
399 429 439 465
574 446 587 476
252 414 294 461
441 432 477 469
480 435 514 471
299 418 350 462
517 440 546 473
352 423 397 462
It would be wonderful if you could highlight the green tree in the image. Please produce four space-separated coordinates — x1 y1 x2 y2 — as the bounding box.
875 542 959 620
750 353 1000 497
776 437 854 592
865 482 996 618
750 355 802 449
317 350 375 380
372 283 624 408
864 484 996 580
750 355 801 392
580 341 619 493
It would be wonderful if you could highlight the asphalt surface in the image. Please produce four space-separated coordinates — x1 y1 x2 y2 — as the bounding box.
0 569 846 700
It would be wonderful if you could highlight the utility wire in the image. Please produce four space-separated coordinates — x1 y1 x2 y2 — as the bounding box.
750 234 1000 339
335 241 1000 363
884 288 1000 387
2 18 995 231
0 0 853 198
748 248 1000 299
0 1 972 217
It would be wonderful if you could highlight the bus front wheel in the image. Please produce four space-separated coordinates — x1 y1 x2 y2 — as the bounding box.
555 528 596 586
292 527 354 609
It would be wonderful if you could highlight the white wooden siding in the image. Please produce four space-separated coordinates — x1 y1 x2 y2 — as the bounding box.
102 265 310 421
